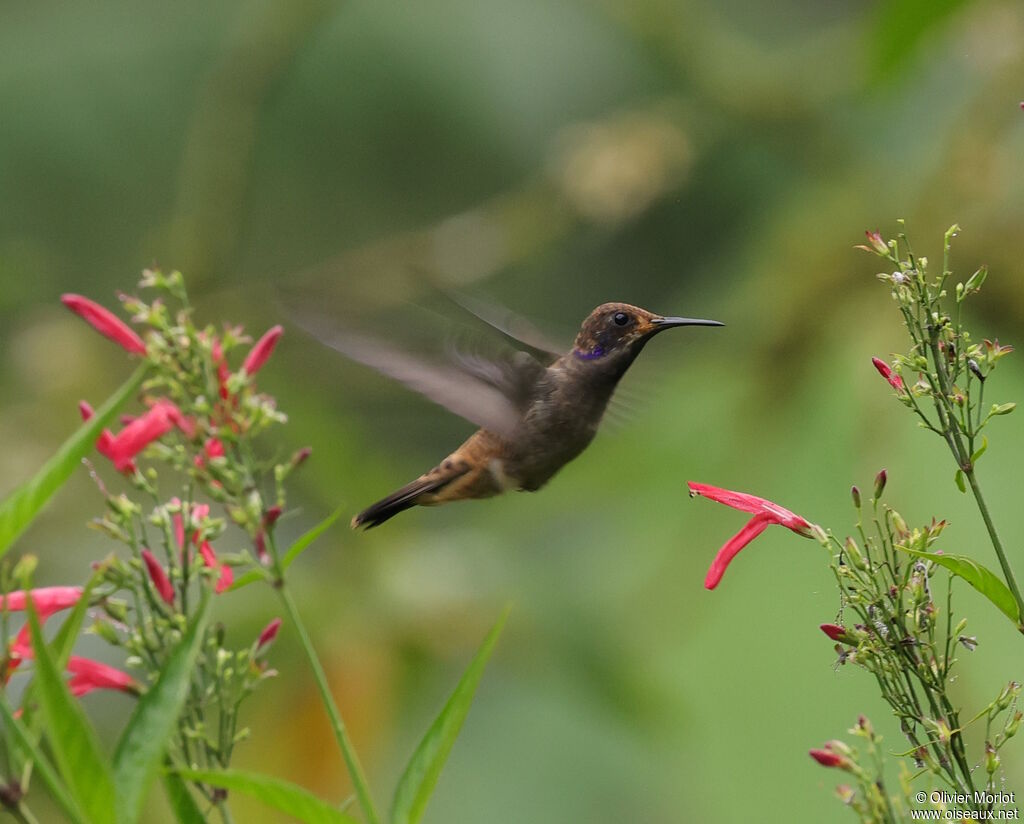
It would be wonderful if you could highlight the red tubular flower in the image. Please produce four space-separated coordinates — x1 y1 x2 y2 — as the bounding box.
810 748 846 768
0 587 83 618
141 549 174 606
61 294 146 354
103 400 182 472
1 587 85 680
687 482 816 590
256 618 282 651
242 325 283 375
198 541 232 594
212 338 232 401
67 656 138 697
79 400 120 463
871 357 905 392
820 624 849 643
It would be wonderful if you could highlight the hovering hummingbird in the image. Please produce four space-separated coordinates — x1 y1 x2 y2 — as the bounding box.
308 301 722 528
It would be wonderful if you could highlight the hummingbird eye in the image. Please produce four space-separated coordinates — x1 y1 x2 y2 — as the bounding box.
612 311 630 327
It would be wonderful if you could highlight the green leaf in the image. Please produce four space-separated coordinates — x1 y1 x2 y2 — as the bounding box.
897 547 1020 627
174 768 360 824
229 503 345 591
954 468 966 493
0 365 147 559
970 436 988 466
27 595 117 824
161 769 206 824
390 605 510 824
112 595 210 824
0 692 88 824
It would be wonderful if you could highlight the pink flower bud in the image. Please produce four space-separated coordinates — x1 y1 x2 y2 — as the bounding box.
871 357 904 392
809 748 846 768
141 549 174 605
263 506 282 528
863 230 889 256
61 294 146 354
820 624 848 642
873 468 887 499
256 618 282 651
242 325 283 375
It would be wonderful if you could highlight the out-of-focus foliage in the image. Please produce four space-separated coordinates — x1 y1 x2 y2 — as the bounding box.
1 0 1023 821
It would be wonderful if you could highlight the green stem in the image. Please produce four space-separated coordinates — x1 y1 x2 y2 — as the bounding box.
926 336 1024 628
964 468 1024 629
216 798 235 824
274 581 380 824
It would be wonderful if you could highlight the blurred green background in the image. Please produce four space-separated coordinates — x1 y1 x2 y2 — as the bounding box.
3 0 1024 821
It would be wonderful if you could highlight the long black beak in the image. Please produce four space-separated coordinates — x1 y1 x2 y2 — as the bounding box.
650 316 725 331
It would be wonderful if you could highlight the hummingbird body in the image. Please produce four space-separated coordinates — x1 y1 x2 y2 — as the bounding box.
344 302 722 529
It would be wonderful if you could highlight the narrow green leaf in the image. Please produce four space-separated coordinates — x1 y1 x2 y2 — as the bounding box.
0 365 147 558
229 503 345 591
970 436 988 466
161 769 206 824
174 768 360 824
112 595 210 824
390 605 510 824
898 547 1020 626
27 595 117 824
954 469 966 493
0 692 88 824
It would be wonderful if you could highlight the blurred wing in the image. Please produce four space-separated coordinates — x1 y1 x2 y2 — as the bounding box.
444 291 566 360
445 346 547 409
295 315 528 439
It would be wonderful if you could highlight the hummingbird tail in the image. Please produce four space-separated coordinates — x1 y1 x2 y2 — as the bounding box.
351 472 460 529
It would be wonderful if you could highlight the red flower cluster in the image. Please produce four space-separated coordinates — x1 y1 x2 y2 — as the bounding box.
687 482 816 590
1 587 137 698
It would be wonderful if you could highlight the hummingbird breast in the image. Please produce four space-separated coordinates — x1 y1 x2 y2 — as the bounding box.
500 359 617 491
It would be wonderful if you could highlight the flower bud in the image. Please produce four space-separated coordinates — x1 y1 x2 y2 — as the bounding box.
863 230 889 256
844 537 867 570
141 549 174 606
996 681 1020 711
1006 712 1022 739
850 486 861 509
820 624 850 643
873 469 887 500
985 742 999 775
809 747 848 769
256 618 282 652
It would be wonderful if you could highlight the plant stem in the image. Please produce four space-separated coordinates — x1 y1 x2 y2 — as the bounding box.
965 468 1024 630
274 580 380 824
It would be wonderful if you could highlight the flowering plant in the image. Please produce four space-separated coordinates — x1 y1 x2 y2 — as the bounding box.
0 273 507 823
689 225 1020 821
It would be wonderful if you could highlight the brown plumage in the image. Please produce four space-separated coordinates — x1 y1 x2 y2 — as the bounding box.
308 301 723 528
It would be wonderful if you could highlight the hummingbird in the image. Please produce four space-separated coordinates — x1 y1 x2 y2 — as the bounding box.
309 301 722 528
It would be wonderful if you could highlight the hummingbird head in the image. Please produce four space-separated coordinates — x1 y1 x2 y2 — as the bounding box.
573 302 724 356
572 302 722 372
